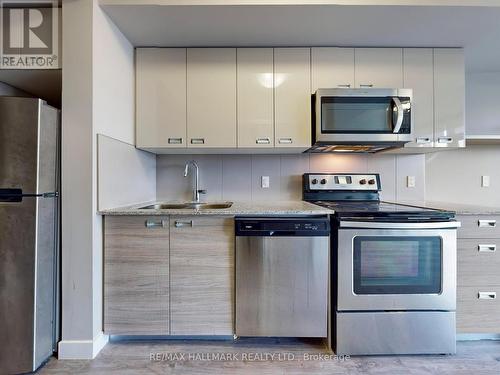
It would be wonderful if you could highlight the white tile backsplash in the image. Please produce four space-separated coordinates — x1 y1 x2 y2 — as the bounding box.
250 155 282 201
222 155 252 201
426 146 500 207
280 154 310 200
396 154 426 202
309 153 367 173
156 153 425 203
366 154 396 202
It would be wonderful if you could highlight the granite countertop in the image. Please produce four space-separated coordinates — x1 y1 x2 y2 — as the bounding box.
99 200 334 216
397 201 500 215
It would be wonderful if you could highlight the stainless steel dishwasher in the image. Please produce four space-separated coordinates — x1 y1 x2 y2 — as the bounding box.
235 216 330 337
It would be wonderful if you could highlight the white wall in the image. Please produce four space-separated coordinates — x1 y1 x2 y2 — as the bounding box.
93 5 135 144
156 153 426 203
465 72 500 136
98 135 156 210
60 0 95 359
60 0 149 359
426 72 500 207
466 72 500 136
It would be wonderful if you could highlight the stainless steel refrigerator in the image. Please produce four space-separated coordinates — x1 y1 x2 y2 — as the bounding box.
0 97 60 374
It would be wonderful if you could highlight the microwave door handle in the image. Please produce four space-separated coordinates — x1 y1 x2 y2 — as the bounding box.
392 97 404 133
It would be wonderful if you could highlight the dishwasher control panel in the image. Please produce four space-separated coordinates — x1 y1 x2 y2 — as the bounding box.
235 217 330 236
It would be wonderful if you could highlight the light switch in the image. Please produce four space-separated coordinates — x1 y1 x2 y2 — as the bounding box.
482 175 490 188
407 176 416 188
261 176 270 188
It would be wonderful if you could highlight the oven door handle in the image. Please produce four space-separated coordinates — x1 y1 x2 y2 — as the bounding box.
338 220 461 229
392 97 404 133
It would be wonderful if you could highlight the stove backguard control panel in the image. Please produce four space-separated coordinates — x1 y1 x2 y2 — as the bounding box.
305 173 381 191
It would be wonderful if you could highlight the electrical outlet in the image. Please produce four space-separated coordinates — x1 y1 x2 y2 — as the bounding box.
261 176 270 188
482 175 490 188
407 176 416 188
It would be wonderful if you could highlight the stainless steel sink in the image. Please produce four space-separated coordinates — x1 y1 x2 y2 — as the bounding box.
139 202 233 210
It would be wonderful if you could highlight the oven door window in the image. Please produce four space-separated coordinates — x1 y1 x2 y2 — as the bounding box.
353 236 442 295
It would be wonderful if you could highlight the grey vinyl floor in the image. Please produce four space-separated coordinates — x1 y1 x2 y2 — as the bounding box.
38 338 500 375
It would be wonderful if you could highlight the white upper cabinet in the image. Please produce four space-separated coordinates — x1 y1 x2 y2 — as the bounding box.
136 48 187 148
237 48 274 148
434 48 465 148
187 48 237 148
355 48 403 88
311 47 355 92
274 48 311 149
403 48 434 148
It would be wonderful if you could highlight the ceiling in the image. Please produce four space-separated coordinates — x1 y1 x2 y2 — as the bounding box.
0 70 62 108
100 2 500 72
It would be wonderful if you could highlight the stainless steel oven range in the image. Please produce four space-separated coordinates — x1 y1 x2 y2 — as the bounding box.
303 173 460 355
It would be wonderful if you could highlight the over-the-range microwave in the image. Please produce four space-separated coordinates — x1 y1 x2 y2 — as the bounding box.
310 88 413 153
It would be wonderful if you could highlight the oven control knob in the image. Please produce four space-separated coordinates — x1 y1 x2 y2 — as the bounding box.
359 179 367 185
311 179 318 185
320 179 327 185
368 179 376 185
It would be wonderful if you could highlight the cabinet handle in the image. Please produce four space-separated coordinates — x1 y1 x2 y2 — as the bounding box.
478 244 497 252
190 138 205 145
438 137 453 144
256 138 271 145
416 137 431 144
175 220 193 228
278 138 293 144
478 291 497 300
359 84 374 88
168 138 183 144
337 84 351 88
479 220 497 228
145 219 167 228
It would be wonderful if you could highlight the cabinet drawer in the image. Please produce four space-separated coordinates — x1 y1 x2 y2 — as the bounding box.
457 286 500 333
458 239 500 286
457 215 500 238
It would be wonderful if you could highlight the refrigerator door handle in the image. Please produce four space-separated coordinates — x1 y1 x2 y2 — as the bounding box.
0 188 58 202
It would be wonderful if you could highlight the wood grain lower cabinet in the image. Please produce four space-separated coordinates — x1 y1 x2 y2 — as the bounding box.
104 216 170 335
457 215 500 238
458 239 500 286
456 214 500 333
169 216 235 335
457 286 500 333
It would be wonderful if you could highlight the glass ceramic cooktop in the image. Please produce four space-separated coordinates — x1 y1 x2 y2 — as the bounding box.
312 201 454 220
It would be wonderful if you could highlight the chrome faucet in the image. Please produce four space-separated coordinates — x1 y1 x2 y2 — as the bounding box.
184 160 206 202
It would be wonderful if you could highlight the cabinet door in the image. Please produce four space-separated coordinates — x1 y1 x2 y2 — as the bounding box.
170 216 234 335
355 48 403 88
311 47 354 92
104 216 169 335
187 48 237 148
237 48 274 148
434 48 465 148
403 48 434 148
136 48 187 148
274 48 311 148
